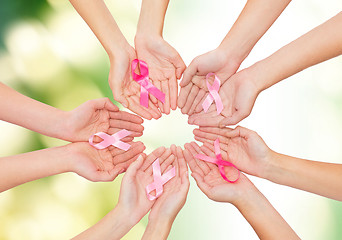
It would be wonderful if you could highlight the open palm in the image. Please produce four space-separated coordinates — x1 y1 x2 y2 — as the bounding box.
135 36 186 114
109 46 161 120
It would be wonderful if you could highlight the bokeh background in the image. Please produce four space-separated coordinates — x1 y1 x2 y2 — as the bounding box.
1 0 342 239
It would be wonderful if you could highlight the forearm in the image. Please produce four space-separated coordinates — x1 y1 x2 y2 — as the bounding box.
69 0 130 59
0 145 71 192
0 83 68 140
265 151 342 201
136 0 169 37
73 206 134 240
142 217 173 240
236 186 299 240
219 0 291 63
252 12 342 91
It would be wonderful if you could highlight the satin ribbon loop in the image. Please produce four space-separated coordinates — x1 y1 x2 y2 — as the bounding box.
146 158 176 201
202 73 223 114
88 129 131 151
195 138 240 183
131 59 165 108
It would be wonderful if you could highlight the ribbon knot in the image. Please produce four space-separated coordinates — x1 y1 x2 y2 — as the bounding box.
145 158 176 201
131 59 165 108
89 129 131 151
195 138 240 183
202 73 223 114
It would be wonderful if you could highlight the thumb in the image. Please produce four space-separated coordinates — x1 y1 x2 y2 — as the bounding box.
180 59 198 87
219 112 246 128
124 154 144 179
170 54 186 79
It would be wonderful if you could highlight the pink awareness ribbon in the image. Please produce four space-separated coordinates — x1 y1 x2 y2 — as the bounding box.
145 158 176 201
196 138 240 183
131 59 165 108
89 129 131 151
202 73 223 115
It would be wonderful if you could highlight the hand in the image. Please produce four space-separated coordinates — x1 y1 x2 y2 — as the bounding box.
135 36 186 114
193 126 273 178
62 98 144 142
116 146 173 225
109 45 162 120
178 48 240 115
184 141 255 205
187 69 260 127
67 141 146 182
148 145 190 222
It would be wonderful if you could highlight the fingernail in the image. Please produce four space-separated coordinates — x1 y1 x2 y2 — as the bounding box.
122 103 128 108
119 168 125 174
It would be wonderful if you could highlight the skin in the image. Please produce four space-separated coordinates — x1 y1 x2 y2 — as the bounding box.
194 126 342 201
178 0 291 116
74 146 189 240
188 11 342 127
135 0 186 114
0 83 145 142
0 141 145 192
69 0 162 120
183 142 300 240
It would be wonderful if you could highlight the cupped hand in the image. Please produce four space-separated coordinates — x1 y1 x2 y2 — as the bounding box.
178 48 240 115
116 146 171 225
148 145 190 222
187 69 260 127
183 141 255 205
193 126 273 178
64 98 144 142
135 36 186 114
67 141 146 182
109 45 162 120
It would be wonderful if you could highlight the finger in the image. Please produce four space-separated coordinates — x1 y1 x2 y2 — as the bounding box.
225 126 252 138
111 87 129 109
188 108 218 125
169 75 178 110
160 154 176 174
121 136 135 142
141 146 166 171
170 51 186 79
176 146 187 176
194 135 212 145
184 142 210 174
112 142 146 164
178 83 193 109
181 85 200 114
126 97 153 120
150 79 158 105
109 111 144 124
146 148 173 175
194 92 209 113
124 155 144 178
198 145 219 171
131 95 161 120
162 80 171 114
193 115 225 127
153 79 164 113
202 141 229 160
188 89 206 115
198 126 233 136
109 119 144 133
183 147 204 176
193 128 228 143
180 59 198 87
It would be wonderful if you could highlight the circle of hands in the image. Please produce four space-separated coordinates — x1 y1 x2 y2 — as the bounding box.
66 38 273 227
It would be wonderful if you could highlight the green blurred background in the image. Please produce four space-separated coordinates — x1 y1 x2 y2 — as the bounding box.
0 0 342 239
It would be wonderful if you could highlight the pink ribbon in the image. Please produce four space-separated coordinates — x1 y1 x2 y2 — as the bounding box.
196 138 240 183
202 73 223 114
145 158 176 201
131 59 165 108
89 129 131 151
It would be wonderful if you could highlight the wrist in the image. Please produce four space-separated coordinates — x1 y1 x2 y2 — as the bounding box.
143 217 173 240
107 41 133 62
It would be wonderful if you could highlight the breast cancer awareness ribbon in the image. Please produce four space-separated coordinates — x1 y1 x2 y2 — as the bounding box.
145 158 176 201
88 129 131 151
202 73 223 115
131 59 165 108
196 138 240 183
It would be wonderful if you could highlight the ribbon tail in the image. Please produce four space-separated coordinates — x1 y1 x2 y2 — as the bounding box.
148 86 165 103
140 86 149 108
202 95 214 113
